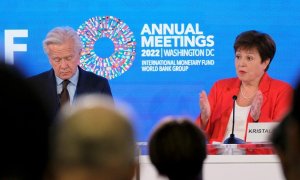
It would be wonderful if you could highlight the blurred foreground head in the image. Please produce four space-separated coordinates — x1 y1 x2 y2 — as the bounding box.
270 79 300 180
149 117 207 180
0 62 51 180
51 94 136 180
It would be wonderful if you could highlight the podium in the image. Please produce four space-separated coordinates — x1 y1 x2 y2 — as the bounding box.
136 142 285 180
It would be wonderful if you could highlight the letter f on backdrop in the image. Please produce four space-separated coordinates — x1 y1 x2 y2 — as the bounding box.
5 30 28 64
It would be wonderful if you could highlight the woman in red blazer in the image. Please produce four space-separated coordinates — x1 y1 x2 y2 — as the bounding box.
196 30 293 144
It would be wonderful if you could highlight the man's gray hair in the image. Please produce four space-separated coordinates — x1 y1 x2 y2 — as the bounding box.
43 26 83 54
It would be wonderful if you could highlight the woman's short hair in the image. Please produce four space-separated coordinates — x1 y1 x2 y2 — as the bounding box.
234 30 276 71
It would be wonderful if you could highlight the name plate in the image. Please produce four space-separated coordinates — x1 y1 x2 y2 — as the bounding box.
246 122 279 143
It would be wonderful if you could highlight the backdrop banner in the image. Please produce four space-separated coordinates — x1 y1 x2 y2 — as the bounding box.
1 0 299 141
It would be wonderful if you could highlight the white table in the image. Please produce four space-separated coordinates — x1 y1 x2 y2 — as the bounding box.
138 155 285 180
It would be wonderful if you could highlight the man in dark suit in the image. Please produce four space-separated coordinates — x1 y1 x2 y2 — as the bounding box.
28 26 113 120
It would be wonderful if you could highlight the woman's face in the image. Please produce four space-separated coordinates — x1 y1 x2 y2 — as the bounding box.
235 47 270 84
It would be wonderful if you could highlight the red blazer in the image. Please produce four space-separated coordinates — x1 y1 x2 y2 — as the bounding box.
196 73 293 144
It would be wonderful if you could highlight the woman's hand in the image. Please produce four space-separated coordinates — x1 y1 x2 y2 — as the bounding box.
250 90 263 121
199 90 211 125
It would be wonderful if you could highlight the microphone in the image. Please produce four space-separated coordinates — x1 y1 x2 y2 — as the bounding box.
223 95 245 144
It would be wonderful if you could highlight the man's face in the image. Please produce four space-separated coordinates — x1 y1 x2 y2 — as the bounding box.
47 39 80 80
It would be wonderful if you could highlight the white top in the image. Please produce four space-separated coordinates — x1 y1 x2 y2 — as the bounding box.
223 103 251 142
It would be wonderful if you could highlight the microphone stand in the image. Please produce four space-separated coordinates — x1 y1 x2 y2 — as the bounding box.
223 95 245 144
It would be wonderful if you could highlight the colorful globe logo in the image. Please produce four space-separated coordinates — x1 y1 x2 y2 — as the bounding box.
77 16 136 80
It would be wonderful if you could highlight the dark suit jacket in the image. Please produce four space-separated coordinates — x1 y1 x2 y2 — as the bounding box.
27 66 113 120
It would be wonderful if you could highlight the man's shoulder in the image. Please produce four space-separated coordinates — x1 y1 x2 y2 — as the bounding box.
27 69 52 81
79 68 108 82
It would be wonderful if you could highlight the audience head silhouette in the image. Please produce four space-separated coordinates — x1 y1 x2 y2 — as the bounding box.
50 94 136 180
149 117 207 180
271 79 300 180
0 62 51 180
